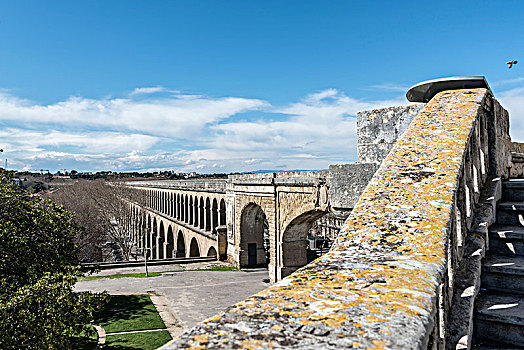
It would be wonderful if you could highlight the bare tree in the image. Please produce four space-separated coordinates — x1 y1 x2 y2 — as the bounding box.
45 180 143 262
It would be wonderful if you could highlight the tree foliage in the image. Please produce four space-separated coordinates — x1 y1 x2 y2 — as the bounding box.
0 170 107 349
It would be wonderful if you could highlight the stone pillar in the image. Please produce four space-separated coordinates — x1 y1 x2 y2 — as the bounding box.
210 208 215 234
155 236 160 259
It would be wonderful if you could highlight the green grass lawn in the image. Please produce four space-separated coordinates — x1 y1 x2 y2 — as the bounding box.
105 330 172 350
95 294 167 333
82 263 238 280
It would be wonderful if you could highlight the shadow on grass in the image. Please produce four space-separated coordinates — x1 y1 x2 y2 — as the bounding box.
105 330 172 350
95 295 166 333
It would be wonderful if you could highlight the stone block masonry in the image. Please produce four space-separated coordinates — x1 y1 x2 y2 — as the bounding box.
357 104 424 164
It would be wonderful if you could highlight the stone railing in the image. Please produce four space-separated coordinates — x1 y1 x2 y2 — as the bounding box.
510 141 524 177
125 178 228 193
161 88 511 349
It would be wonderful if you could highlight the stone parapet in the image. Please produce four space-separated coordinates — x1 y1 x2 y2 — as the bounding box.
510 141 524 177
125 179 228 193
162 88 509 349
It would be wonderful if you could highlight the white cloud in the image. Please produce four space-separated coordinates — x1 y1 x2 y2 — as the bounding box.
130 86 168 95
0 87 410 173
492 77 524 87
0 128 159 153
498 87 524 142
209 89 407 165
0 90 268 137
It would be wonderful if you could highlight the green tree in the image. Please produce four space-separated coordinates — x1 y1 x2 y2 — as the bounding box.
0 170 106 349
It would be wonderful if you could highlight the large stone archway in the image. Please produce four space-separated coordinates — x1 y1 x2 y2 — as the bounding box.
240 203 268 268
279 210 327 279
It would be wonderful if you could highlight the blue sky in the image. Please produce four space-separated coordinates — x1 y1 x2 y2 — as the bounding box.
1 1 524 173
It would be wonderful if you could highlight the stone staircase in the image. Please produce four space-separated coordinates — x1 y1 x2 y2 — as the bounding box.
473 179 524 349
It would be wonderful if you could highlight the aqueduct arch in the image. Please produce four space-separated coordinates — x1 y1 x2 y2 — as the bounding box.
207 246 217 257
240 203 269 268
152 218 158 259
280 209 328 279
189 237 200 257
166 225 174 258
176 230 186 258
158 221 165 259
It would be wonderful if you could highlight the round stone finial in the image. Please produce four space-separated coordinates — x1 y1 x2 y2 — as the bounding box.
406 76 491 102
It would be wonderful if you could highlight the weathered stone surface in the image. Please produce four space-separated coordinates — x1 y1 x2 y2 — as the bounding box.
328 163 378 210
510 142 524 178
445 177 500 350
357 104 424 164
488 100 512 179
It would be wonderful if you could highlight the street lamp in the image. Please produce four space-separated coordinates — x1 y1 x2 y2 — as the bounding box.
143 246 154 277
0 149 4 169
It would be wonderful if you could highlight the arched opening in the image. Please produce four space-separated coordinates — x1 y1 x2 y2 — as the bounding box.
171 193 175 217
152 218 158 259
176 231 186 258
193 196 200 227
280 210 328 279
219 199 226 226
199 197 205 229
189 196 194 225
181 195 185 222
176 194 180 219
205 198 211 231
166 225 174 258
189 238 200 257
207 246 217 257
212 198 218 234
184 194 189 223
240 203 268 268
158 221 165 259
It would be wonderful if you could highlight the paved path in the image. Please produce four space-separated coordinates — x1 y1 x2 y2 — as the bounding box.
75 262 270 333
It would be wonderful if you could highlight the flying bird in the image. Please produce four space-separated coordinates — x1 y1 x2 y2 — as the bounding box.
507 60 518 68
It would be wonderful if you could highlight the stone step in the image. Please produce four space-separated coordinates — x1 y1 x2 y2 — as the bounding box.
489 225 524 256
474 291 524 348
496 202 524 225
481 254 524 294
502 179 524 201
472 340 524 349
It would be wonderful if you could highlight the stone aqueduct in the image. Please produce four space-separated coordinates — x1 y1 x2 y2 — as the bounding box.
124 171 349 283
122 95 407 284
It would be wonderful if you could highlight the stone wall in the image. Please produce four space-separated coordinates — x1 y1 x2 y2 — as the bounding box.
510 141 524 177
328 163 378 212
163 88 514 349
357 104 424 164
